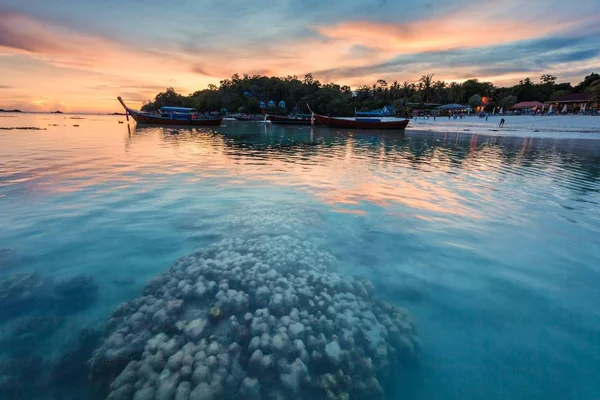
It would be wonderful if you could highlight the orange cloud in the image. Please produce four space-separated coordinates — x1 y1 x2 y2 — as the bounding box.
0 6 597 113
0 11 217 111
314 14 575 55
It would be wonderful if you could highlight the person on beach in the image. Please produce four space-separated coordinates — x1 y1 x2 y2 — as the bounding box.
499 118 505 128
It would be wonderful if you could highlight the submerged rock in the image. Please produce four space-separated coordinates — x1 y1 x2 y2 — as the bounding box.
54 274 99 312
0 271 50 320
90 235 420 399
0 314 65 348
0 355 45 399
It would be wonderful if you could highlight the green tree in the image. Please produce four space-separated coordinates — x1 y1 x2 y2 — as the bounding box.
498 95 517 110
540 74 557 85
512 78 536 101
536 74 557 102
433 81 447 104
448 82 465 103
574 72 600 92
587 80 600 102
462 79 482 102
142 87 186 111
138 71 591 117
468 94 482 110
389 81 400 101
549 90 571 101
418 73 435 104
401 82 414 103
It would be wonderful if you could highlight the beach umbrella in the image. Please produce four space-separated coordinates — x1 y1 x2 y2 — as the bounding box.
581 103 586 112
541 105 545 112
548 105 553 114
499 107 504 114
561 104 567 113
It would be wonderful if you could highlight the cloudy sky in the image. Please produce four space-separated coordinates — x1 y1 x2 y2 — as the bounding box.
1 0 599 112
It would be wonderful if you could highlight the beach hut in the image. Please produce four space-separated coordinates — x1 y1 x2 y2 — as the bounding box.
511 101 544 113
259 101 266 109
268 100 276 108
278 100 286 108
437 103 470 110
436 103 472 113
544 92 596 113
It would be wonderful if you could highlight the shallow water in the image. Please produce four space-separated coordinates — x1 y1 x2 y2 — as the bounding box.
1 113 600 399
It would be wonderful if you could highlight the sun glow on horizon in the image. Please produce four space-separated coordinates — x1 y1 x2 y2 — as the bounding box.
0 1 599 112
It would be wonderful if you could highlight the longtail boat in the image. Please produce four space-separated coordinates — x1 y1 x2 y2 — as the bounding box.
309 112 408 131
306 104 408 130
267 114 312 125
117 97 222 126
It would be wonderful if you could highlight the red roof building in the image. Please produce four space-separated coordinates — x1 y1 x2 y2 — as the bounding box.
544 92 598 112
512 101 544 110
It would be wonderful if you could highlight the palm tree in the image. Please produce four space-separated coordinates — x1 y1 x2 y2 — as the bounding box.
448 82 465 104
433 81 447 104
401 81 413 103
419 73 435 104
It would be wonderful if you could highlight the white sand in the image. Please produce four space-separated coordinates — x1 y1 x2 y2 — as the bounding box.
407 115 600 139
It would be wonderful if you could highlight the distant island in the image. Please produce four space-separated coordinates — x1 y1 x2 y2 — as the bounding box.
51 111 63 114
108 112 125 115
0 109 22 113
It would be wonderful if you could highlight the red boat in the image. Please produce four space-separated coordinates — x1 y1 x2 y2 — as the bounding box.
117 97 222 126
267 114 312 125
312 114 409 130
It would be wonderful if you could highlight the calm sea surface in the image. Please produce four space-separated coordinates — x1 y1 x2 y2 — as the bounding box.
1 113 600 399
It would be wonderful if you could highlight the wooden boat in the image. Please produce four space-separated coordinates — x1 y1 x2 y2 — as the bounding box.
234 115 265 121
117 97 222 126
312 114 409 130
267 114 312 125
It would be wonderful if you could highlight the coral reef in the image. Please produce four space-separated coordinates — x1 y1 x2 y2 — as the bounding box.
89 235 419 399
221 204 325 236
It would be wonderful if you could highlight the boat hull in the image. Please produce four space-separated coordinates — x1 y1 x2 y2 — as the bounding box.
267 115 312 125
117 96 222 126
234 116 264 122
313 114 409 130
129 110 222 126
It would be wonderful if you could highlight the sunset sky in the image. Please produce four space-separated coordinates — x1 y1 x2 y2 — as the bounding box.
1 0 599 113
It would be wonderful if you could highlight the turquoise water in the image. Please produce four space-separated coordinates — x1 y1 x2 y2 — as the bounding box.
1 114 600 399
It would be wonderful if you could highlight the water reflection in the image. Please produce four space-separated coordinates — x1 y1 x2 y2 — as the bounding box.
123 123 600 221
